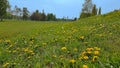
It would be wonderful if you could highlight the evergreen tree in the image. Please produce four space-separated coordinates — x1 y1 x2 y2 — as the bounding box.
98 7 101 15
40 10 46 21
92 4 97 16
30 10 41 21
46 13 56 21
22 7 29 20
0 0 9 21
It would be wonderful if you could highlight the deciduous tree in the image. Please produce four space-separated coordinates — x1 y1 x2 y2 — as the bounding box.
0 0 9 21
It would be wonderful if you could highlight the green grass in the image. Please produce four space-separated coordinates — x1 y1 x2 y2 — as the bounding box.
0 10 120 68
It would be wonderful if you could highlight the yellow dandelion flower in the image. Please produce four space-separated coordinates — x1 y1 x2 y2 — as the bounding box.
61 47 67 51
80 36 84 39
87 51 92 54
92 56 98 62
3 62 9 67
83 56 89 60
24 48 29 52
69 59 76 63
5 40 11 44
86 48 94 51
81 51 86 55
83 64 88 68
94 51 99 55
73 48 78 51
28 50 34 53
94 47 100 51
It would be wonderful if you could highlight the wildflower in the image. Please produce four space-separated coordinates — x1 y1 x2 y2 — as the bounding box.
23 48 29 52
83 64 88 68
61 47 67 51
94 47 100 51
80 36 84 39
92 56 98 62
87 51 92 54
3 62 9 67
86 48 94 51
28 50 34 53
73 48 78 51
94 51 99 55
5 40 11 44
83 56 89 60
81 51 86 56
69 59 76 63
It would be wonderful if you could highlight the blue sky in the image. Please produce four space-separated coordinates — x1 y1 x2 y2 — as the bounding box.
9 0 120 18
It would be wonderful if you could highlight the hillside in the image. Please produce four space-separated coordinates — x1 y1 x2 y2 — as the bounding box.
0 10 120 68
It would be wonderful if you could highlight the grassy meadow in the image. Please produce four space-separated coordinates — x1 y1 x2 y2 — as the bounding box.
0 10 120 68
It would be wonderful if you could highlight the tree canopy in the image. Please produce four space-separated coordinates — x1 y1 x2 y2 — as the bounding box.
0 0 9 21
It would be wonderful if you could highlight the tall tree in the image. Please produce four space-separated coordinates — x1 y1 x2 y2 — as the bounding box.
98 7 101 15
80 0 93 18
82 0 93 13
30 10 41 21
46 13 56 21
0 0 9 21
92 4 97 16
40 10 46 21
22 7 29 20
14 5 22 19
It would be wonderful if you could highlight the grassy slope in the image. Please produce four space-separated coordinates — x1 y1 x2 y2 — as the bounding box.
0 10 120 68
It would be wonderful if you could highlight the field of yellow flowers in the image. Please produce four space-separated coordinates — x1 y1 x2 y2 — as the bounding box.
0 11 120 68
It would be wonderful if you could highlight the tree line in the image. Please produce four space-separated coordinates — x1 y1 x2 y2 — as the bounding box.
6 5 57 21
0 0 102 21
0 0 58 21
